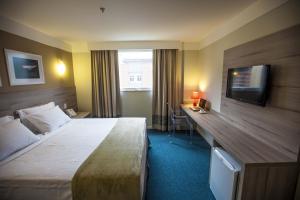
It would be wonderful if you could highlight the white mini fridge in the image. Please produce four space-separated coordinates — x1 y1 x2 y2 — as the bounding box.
209 147 241 200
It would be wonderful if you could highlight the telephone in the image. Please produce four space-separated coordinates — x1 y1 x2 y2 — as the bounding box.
66 109 77 117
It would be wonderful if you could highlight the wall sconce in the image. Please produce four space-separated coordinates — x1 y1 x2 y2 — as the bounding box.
198 80 207 99
56 60 66 76
199 80 207 92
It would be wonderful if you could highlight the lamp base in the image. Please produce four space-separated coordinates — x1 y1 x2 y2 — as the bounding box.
193 101 198 107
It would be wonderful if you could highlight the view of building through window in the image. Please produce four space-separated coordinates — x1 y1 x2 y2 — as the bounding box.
118 50 153 91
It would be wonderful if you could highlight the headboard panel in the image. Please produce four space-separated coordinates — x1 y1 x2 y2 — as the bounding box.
221 25 300 161
0 86 77 117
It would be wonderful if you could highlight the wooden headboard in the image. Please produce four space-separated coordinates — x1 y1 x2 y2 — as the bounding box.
0 86 77 117
221 25 300 161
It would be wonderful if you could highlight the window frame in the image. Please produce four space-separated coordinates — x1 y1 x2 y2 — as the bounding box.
118 49 153 92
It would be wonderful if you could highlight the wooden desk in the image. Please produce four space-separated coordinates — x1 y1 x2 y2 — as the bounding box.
181 104 299 200
181 105 295 164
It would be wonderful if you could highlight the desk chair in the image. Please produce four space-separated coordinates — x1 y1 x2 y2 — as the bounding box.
168 103 193 142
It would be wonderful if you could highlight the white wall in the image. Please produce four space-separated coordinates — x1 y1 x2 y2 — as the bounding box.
183 50 201 103
72 52 92 112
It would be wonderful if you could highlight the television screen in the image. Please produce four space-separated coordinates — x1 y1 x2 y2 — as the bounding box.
226 65 270 106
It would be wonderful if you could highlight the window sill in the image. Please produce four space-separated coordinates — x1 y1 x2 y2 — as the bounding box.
120 88 152 92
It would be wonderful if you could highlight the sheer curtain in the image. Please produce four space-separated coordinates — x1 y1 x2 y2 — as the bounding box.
152 49 183 131
91 50 121 118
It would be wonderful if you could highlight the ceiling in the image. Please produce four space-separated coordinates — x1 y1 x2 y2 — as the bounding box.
0 0 256 44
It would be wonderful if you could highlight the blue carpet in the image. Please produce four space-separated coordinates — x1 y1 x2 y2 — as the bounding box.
146 130 215 200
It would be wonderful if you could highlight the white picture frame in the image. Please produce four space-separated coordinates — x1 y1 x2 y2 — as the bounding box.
5 49 45 86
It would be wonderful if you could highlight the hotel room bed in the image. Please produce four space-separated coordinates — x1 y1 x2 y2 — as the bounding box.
0 118 148 200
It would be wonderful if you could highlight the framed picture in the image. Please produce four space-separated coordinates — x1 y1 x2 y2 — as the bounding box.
5 49 45 86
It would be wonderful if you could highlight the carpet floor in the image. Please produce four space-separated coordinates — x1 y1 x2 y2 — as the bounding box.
146 130 216 200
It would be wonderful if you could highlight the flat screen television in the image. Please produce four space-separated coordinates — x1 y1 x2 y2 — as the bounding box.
226 65 270 106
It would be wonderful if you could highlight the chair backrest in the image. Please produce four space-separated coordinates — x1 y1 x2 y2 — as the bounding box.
167 103 176 120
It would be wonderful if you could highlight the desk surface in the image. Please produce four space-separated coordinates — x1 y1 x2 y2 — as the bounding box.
181 105 296 164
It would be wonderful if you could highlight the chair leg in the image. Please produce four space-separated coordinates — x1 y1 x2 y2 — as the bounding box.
189 124 193 143
172 121 175 137
185 125 188 135
147 135 151 148
169 121 175 143
186 118 193 143
168 119 174 136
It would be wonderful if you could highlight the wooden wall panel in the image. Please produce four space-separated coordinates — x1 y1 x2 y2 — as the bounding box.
0 30 75 91
0 30 77 116
240 163 299 200
221 25 300 161
0 86 77 117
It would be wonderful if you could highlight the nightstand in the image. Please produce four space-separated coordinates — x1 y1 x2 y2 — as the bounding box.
72 112 91 118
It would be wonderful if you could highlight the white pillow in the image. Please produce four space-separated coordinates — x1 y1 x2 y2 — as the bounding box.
0 119 40 161
24 106 71 133
16 102 55 118
17 102 55 133
0 116 14 125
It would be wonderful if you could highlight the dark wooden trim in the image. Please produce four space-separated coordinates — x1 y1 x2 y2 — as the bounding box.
0 86 77 117
240 163 299 200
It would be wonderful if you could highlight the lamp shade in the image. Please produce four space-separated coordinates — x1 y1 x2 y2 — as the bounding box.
191 91 200 99
56 60 66 76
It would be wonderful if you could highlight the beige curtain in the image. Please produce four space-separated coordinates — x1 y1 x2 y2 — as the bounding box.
91 50 121 118
152 49 183 131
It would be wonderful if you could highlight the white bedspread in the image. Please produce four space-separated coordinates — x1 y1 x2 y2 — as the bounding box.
0 118 118 200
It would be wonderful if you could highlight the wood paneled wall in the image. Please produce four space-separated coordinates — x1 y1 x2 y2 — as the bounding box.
221 25 300 162
0 87 77 117
0 30 77 116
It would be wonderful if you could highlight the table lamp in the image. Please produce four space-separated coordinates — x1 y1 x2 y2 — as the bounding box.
191 91 200 107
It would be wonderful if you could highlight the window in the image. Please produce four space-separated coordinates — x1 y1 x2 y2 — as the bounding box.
129 75 134 82
118 50 153 91
137 75 142 82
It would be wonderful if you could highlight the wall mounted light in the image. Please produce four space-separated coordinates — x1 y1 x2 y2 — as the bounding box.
199 80 207 92
233 71 239 76
198 80 207 100
56 60 66 76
